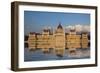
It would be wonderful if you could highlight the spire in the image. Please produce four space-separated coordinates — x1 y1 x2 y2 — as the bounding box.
57 22 63 29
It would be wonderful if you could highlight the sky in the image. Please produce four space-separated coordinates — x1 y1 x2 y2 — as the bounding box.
24 11 90 35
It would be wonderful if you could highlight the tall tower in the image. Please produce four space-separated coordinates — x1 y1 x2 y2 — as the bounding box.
28 32 37 50
81 32 89 48
66 28 81 51
42 27 51 52
42 28 50 36
54 23 65 56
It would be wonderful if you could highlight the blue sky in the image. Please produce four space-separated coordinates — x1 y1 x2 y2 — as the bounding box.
24 11 90 35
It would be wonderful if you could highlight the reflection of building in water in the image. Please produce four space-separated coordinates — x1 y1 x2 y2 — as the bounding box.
25 23 89 55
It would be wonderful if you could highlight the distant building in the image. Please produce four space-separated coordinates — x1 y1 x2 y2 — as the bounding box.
26 23 89 53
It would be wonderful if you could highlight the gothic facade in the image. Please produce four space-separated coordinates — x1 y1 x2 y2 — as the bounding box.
26 23 89 53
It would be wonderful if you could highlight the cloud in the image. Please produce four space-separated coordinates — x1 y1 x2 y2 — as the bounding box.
75 24 82 32
82 25 90 32
65 24 90 33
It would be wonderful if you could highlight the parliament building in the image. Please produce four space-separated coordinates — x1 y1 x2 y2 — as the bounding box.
25 23 89 54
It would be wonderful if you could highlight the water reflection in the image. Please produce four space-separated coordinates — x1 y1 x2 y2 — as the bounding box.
24 43 90 61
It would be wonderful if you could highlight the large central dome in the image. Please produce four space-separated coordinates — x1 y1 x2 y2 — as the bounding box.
57 23 63 29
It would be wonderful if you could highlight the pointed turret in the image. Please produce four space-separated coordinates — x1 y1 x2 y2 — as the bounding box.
57 22 63 29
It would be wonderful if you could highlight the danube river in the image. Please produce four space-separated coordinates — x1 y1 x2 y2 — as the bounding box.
24 48 90 62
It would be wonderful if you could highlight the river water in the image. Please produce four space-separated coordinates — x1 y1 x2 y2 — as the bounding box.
24 48 90 62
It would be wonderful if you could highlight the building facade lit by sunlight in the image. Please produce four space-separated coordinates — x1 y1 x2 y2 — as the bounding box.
25 23 89 55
